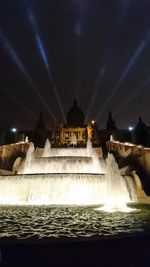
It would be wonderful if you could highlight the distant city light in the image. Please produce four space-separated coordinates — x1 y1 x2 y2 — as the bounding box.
10 128 17 133
128 126 133 131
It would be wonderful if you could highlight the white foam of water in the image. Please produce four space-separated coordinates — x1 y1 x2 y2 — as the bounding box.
11 141 138 211
0 173 136 206
19 141 105 174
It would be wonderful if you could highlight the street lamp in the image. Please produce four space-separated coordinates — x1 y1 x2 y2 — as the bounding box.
128 126 133 131
128 126 134 143
10 128 17 133
10 128 18 143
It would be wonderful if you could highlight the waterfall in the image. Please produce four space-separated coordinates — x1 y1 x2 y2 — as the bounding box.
0 173 136 206
9 141 138 210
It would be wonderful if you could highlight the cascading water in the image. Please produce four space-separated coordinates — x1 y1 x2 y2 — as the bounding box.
96 154 137 212
0 174 107 205
22 142 35 172
19 140 105 174
0 140 137 209
0 173 136 206
42 138 51 157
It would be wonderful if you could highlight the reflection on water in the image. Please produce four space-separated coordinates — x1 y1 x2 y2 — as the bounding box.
0 204 149 239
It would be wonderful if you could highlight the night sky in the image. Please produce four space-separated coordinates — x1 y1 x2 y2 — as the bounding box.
0 0 150 130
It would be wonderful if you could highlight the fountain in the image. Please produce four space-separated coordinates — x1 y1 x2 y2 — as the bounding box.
19 139 105 174
42 138 51 157
0 139 150 240
96 154 137 212
0 139 136 208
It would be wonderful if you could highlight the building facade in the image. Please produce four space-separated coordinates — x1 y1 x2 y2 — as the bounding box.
51 100 89 146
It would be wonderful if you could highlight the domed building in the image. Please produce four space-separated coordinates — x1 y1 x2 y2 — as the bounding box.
66 100 85 128
51 100 88 146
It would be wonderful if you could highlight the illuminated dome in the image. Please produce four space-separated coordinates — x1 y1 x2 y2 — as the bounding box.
66 100 85 127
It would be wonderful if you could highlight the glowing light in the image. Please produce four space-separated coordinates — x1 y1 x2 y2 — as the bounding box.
95 205 137 213
124 142 134 146
27 9 49 70
35 33 49 70
96 32 150 121
10 128 17 133
0 31 57 122
27 9 66 123
128 126 133 131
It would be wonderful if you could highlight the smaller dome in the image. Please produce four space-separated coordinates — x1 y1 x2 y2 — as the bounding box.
66 100 85 127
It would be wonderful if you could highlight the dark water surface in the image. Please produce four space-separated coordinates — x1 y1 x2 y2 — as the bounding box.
0 204 149 240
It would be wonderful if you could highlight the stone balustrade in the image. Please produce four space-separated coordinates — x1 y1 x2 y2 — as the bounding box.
107 140 150 195
0 142 29 171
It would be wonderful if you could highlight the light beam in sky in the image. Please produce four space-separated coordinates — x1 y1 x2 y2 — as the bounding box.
114 76 150 116
74 0 87 98
85 68 106 123
99 73 150 128
142 107 150 118
95 31 150 122
121 0 130 16
85 0 130 125
74 0 87 37
35 33 49 71
27 8 66 123
75 21 82 36
0 31 57 123
0 86 37 120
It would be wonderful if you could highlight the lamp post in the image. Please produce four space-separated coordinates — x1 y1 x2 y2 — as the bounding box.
10 128 18 143
128 126 134 144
